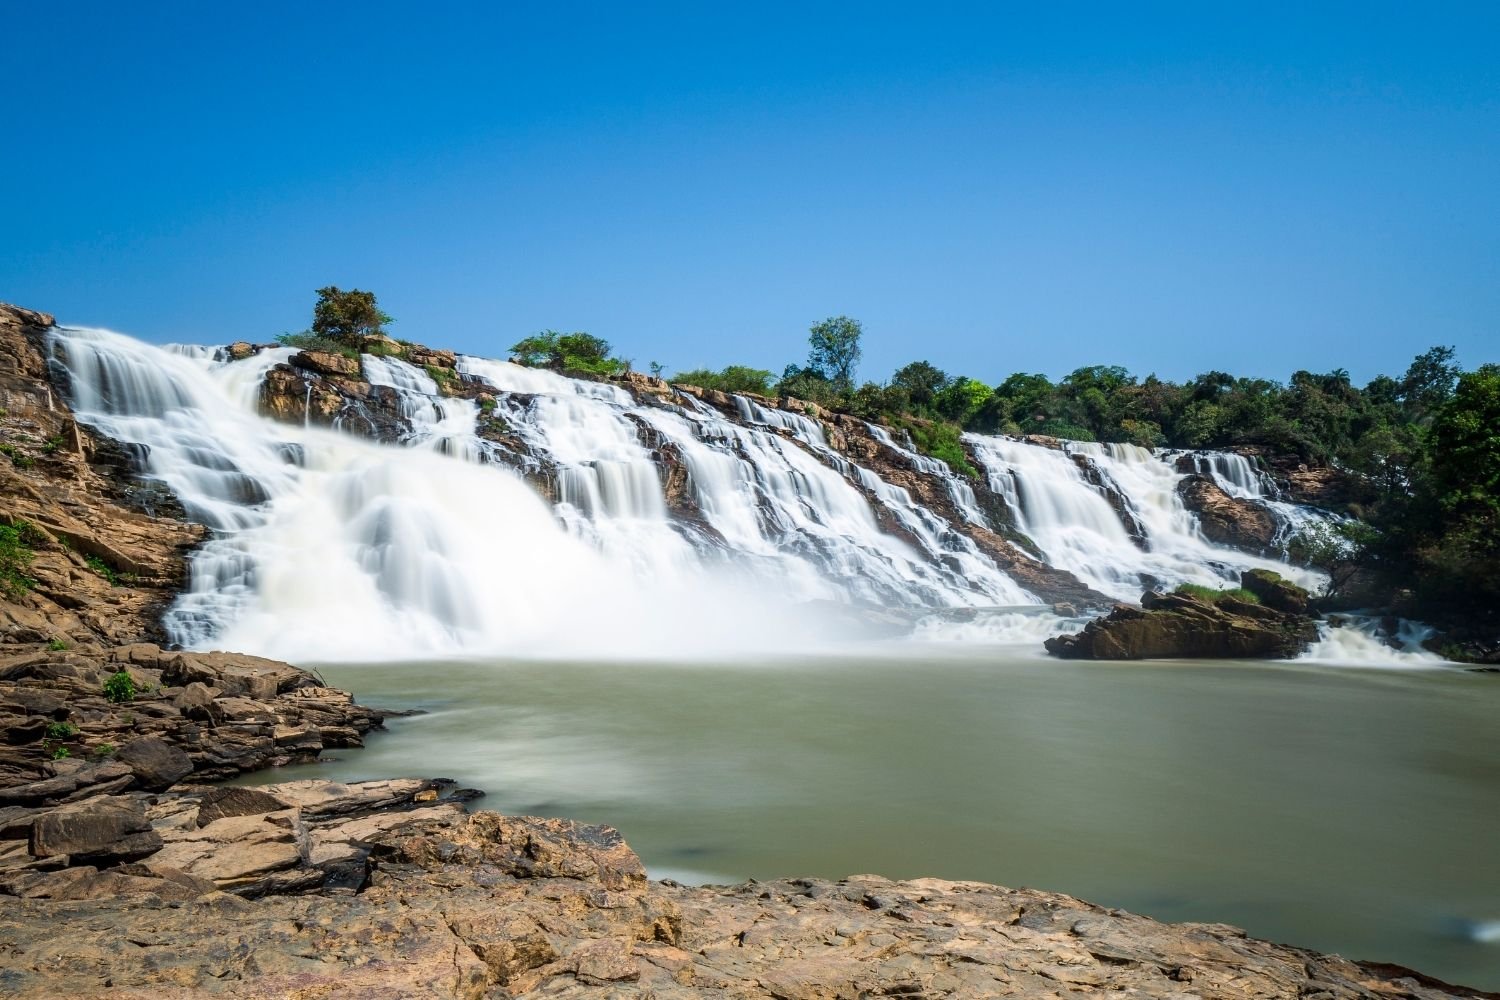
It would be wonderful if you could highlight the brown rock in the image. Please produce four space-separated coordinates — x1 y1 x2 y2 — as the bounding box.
289 349 362 378
1176 474 1277 552
1044 590 1319 660
115 737 193 791
28 795 162 865
194 786 290 827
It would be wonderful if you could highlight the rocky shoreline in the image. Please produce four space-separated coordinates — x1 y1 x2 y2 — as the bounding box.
2 646 1497 998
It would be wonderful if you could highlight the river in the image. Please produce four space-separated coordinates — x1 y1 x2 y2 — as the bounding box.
275 643 1500 990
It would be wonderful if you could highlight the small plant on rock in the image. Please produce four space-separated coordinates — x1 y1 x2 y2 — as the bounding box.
45 721 78 741
85 554 120 586
50 745 71 760
47 637 70 651
0 521 37 600
103 669 137 704
91 742 117 759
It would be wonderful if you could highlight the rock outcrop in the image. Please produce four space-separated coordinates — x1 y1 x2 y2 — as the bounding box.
0 305 207 647
1177 473 1278 552
1044 587 1319 660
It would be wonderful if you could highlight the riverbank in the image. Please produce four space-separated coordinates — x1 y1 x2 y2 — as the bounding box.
2 648 1497 998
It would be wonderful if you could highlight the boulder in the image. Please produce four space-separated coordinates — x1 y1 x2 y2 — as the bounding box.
1240 568 1311 615
1044 590 1318 660
289 350 362 379
115 737 193 791
28 795 163 865
1176 474 1277 552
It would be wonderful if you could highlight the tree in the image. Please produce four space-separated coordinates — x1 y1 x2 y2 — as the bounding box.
509 331 626 375
890 361 950 407
1400 345 1460 417
806 316 863 393
310 287 392 348
672 365 776 395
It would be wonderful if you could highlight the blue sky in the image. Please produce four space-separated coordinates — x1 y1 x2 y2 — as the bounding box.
2 2 1496 384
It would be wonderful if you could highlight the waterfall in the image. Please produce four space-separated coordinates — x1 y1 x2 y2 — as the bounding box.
49 323 1375 662
964 434 1328 601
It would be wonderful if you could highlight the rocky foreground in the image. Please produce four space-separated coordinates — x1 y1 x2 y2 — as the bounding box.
0 644 1493 999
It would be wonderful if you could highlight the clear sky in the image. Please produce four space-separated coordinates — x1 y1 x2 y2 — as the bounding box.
2 2 1496 385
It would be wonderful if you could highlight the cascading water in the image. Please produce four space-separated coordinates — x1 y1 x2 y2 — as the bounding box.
50 323 1426 664
964 434 1328 601
1171 448 1346 552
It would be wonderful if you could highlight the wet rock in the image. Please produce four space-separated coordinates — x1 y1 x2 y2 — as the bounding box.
1045 590 1319 660
1176 473 1278 552
28 795 162 865
115 737 193 791
1241 567 1311 615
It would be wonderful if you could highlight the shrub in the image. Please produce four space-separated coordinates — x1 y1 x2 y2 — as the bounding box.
425 364 455 386
50 746 71 760
0 444 35 469
672 365 776 395
85 554 119 586
103 670 137 704
47 637 70 651
45 721 78 741
893 418 979 478
91 742 117 759
0 521 36 600
277 332 360 360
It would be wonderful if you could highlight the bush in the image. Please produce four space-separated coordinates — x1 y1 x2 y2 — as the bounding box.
85 554 119 586
671 365 776 395
894 418 979 478
103 670 137 704
0 521 36 600
276 332 360 360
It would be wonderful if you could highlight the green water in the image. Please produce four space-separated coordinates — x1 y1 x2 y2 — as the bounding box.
281 646 1500 989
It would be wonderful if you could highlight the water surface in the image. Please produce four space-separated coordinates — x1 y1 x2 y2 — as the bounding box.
287 646 1500 989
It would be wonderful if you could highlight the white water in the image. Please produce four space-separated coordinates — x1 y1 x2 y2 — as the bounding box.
965 435 1326 601
49 324 1439 667
1302 615 1447 667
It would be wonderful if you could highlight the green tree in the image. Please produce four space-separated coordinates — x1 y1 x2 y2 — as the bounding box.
310 287 392 348
806 316 863 393
509 331 626 375
890 361 950 408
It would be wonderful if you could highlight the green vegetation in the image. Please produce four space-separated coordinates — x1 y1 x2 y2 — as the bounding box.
50 745 71 760
890 417 979 478
277 331 360 360
41 434 66 455
85 553 119 586
1 444 36 469
47 637 70 651
509 331 628 376
425 364 455 386
671 365 776 395
103 669 137 704
91 742 117 759
45 721 78 741
0 521 37 600
311 286 392 347
1174 583 1261 606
